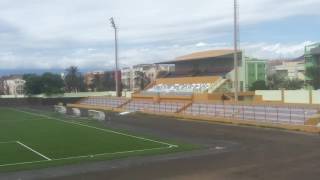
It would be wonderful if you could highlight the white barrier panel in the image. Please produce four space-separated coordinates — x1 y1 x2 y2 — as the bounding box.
88 110 105 121
54 105 66 114
119 112 131 115
72 108 81 117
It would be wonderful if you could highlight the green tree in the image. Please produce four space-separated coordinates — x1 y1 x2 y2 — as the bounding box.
267 72 305 90
102 72 116 91
249 80 268 91
23 74 43 95
78 74 87 92
283 78 304 90
91 72 116 91
267 73 285 90
65 66 83 92
23 73 64 95
305 66 320 89
41 72 64 95
92 74 103 91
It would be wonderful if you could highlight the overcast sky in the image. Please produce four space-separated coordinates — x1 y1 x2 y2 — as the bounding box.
0 0 319 72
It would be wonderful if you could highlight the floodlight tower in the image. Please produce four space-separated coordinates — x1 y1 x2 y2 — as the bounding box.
233 0 239 102
110 17 120 97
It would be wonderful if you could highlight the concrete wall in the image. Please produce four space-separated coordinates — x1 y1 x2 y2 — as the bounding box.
284 91 309 104
255 90 282 102
312 91 320 104
0 97 82 107
256 90 320 104
0 91 133 99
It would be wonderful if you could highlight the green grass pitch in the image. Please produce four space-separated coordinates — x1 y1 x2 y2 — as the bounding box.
0 108 195 172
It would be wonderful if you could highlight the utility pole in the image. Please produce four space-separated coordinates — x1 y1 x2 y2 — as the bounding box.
233 0 239 102
110 17 120 97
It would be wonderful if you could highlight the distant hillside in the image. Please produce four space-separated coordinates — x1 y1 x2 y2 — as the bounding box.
0 68 102 76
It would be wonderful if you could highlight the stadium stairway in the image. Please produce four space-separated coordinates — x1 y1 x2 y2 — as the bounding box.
176 101 193 113
117 99 132 108
208 78 229 93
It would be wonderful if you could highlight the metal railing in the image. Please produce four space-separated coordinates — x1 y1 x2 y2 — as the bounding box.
77 96 319 125
182 102 319 125
122 100 188 113
79 96 128 108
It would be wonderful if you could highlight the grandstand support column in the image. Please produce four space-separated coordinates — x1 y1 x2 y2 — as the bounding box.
233 0 239 102
110 17 120 97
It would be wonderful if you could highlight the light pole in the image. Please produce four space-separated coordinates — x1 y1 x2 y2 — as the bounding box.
233 0 239 102
110 17 120 97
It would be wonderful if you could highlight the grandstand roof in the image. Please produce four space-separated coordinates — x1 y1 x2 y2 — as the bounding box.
157 49 240 64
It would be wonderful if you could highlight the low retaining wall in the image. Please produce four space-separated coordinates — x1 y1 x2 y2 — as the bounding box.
256 90 320 105
0 91 133 99
67 98 320 134
0 97 82 107
67 103 320 134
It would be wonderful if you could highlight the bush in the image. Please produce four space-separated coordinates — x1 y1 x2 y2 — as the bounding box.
249 80 268 91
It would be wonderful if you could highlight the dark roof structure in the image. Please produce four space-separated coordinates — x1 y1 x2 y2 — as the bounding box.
157 49 241 64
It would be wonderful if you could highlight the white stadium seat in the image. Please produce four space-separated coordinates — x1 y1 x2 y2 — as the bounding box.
88 110 105 121
54 105 67 114
72 108 81 117
146 83 211 93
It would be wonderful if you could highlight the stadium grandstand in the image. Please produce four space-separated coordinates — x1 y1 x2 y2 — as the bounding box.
140 50 239 98
67 49 319 129
138 49 266 98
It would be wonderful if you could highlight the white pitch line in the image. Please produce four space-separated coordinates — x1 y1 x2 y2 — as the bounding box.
0 141 16 144
0 159 50 167
0 145 175 167
16 141 52 161
13 109 178 148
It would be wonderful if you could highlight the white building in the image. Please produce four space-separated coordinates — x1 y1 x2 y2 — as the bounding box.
273 59 305 80
269 58 305 80
1 75 25 95
121 64 174 91
121 67 132 90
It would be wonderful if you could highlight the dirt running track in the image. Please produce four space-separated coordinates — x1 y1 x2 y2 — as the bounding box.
1 111 320 180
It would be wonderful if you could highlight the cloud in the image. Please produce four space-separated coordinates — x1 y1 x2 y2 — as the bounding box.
0 0 319 71
195 42 208 47
243 41 315 59
0 41 315 70
1 0 318 42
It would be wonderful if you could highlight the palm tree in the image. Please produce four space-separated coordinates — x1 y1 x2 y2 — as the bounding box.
65 66 81 93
